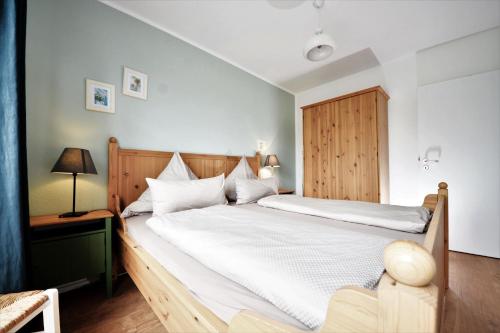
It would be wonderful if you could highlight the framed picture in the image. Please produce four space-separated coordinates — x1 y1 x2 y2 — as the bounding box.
85 79 115 114
122 67 148 100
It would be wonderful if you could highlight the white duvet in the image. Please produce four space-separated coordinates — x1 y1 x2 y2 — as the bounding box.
258 195 431 233
146 205 393 329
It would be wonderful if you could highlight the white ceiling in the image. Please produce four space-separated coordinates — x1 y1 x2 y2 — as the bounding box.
102 0 500 93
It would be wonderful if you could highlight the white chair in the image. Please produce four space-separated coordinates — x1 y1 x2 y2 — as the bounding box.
0 289 60 333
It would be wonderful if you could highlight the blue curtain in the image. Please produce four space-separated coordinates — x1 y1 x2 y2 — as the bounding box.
0 0 29 293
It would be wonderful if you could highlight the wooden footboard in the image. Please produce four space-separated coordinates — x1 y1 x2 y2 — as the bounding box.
109 137 448 333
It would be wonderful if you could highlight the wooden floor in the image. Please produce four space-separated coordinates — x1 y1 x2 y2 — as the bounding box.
59 277 165 333
442 252 500 333
54 251 498 333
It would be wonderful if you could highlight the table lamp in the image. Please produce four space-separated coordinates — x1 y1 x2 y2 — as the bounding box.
264 154 280 168
51 148 97 218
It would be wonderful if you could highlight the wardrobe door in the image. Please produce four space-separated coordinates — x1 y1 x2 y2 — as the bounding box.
327 102 339 199
303 105 321 198
336 92 379 202
302 106 315 197
319 102 335 199
359 92 380 202
303 103 335 198
336 96 357 200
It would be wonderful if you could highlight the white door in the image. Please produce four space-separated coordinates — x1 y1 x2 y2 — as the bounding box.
417 70 500 258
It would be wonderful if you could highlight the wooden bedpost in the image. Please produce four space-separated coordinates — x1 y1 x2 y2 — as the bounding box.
377 241 439 333
108 137 127 232
374 182 448 333
108 137 119 214
437 182 448 290
255 152 261 178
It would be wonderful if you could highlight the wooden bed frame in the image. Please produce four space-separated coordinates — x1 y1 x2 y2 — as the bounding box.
108 137 449 333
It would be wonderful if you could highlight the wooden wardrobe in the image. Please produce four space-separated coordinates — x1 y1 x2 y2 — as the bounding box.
302 86 389 203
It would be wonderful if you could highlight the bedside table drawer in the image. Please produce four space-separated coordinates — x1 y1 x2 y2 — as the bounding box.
31 231 105 289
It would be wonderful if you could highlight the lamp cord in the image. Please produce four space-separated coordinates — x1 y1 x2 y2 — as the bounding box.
312 0 324 33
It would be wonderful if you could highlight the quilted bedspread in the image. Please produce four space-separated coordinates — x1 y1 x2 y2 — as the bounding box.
146 205 392 329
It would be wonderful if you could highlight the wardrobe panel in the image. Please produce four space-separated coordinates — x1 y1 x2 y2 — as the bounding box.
318 103 331 198
333 101 342 200
377 91 390 203
311 106 320 197
359 91 379 202
327 102 337 200
303 107 314 197
337 96 358 200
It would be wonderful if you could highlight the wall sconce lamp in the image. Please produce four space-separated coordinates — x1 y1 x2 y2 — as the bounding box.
264 154 280 168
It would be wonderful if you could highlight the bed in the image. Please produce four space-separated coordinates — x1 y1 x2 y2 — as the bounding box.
107 137 449 333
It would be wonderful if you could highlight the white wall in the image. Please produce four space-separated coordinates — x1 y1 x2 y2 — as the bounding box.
295 54 421 206
417 27 500 86
416 27 500 258
417 70 500 258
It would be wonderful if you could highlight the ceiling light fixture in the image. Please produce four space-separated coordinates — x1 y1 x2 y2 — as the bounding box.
303 0 335 62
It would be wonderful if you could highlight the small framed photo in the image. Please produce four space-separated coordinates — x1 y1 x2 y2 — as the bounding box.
122 67 148 100
86 79 115 114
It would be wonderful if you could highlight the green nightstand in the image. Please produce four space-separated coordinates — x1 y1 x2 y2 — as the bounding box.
30 210 114 297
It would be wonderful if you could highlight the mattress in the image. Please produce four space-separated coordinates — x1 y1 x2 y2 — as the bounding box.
125 203 426 330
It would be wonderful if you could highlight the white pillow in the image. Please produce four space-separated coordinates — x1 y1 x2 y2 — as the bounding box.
121 152 198 217
225 157 257 201
235 177 278 205
147 174 227 216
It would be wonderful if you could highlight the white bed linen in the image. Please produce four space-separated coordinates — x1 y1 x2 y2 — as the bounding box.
126 205 425 330
225 157 257 201
258 195 431 233
121 152 198 218
235 177 278 204
147 174 227 215
146 205 396 329
126 213 308 330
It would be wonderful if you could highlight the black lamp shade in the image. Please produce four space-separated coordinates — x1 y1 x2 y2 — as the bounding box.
264 154 280 167
51 148 97 175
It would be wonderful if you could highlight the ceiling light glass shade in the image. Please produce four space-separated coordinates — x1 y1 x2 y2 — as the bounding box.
303 29 335 61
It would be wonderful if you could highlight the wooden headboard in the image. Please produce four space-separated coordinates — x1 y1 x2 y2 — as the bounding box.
107 137 261 213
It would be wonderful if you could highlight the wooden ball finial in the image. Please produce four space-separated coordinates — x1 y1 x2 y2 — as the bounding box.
384 240 436 287
109 137 117 143
438 182 448 190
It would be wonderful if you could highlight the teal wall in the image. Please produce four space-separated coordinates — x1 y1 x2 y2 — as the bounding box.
26 0 295 215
